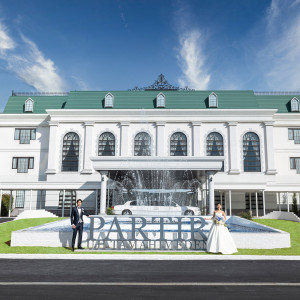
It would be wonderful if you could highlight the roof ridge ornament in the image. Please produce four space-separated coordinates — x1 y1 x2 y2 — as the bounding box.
129 74 194 91
145 74 178 91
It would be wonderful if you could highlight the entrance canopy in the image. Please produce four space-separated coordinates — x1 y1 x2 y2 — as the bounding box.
90 156 224 171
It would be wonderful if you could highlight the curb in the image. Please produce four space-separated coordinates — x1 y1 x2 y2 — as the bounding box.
0 254 299 260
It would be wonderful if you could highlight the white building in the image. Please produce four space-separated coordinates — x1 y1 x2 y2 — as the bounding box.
0 75 299 217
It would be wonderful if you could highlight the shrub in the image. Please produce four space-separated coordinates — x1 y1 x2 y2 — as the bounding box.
1 194 14 217
291 193 299 217
240 211 252 220
106 207 114 215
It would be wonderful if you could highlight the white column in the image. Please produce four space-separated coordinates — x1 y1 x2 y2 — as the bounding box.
277 192 281 211
40 190 43 210
100 171 108 215
192 122 201 156
264 122 277 175
227 122 240 174
255 192 258 217
62 189 65 217
8 190 12 217
249 192 252 216
0 189 2 216
262 190 266 216
156 122 165 156
30 189 32 210
95 189 98 215
120 122 130 156
229 190 232 216
45 121 59 174
287 192 290 212
81 121 94 174
208 172 215 215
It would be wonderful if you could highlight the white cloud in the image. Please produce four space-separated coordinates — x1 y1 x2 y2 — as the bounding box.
258 0 300 90
266 0 279 29
0 21 65 92
176 30 210 90
291 0 300 7
174 1 210 90
0 23 15 52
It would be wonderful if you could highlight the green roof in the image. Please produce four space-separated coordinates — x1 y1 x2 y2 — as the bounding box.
3 95 68 114
2 90 300 114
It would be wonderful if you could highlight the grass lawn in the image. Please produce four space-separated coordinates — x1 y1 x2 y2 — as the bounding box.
235 219 300 256
0 218 299 255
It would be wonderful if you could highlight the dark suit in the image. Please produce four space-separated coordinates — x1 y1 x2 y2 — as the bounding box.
71 206 89 249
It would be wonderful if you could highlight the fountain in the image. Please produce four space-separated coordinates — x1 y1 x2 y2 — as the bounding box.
110 170 202 210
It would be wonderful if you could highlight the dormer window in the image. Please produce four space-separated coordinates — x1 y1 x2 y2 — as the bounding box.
209 92 218 108
157 92 165 108
291 97 299 112
25 98 34 112
105 93 114 108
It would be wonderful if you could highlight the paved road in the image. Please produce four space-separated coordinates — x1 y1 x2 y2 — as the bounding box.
0 217 14 223
0 259 299 299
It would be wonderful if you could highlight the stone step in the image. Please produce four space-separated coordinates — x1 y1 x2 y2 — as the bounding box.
14 210 58 220
260 211 300 222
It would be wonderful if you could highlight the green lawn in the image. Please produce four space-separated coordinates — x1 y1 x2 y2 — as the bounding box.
0 218 72 254
235 219 300 256
0 218 299 255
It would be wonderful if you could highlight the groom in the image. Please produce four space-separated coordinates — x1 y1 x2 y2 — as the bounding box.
70 199 90 251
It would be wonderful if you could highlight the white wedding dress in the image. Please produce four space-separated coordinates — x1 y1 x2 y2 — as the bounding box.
206 212 238 254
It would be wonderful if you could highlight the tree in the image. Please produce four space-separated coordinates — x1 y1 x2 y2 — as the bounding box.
1 194 14 217
291 193 299 216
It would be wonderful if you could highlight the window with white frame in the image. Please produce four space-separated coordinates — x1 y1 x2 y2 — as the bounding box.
290 157 300 174
24 98 34 112
288 128 300 144
105 93 114 107
15 190 25 208
12 157 34 173
98 132 115 156
206 132 224 156
209 92 218 107
14 129 36 144
134 132 151 156
62 132 79 172
243 132 261 172
170 132 187 156
157 93 165 107
291 97 299 112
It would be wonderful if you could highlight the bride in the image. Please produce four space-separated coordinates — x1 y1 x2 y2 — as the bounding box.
206 203 238 254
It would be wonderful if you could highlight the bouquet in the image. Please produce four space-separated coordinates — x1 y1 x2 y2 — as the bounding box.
213 215 226 226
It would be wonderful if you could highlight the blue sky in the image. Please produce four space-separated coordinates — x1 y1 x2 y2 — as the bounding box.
1 0 300 111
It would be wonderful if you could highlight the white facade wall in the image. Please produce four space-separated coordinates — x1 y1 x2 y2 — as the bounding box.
0 109 300 215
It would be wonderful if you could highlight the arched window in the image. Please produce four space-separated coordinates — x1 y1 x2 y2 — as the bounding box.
291 97 299 112
170 132 187 156
207 132 224 156
58 190 76 209
209 92 218 108
243 132 261 172
62 132 79 172
98 132 115 156
157 92 165 107
105 92 114 107
25 98 34 112
134 132 151 156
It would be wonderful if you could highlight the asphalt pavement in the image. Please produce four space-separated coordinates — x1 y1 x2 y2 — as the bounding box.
0 217 14 223
0 259 299 299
